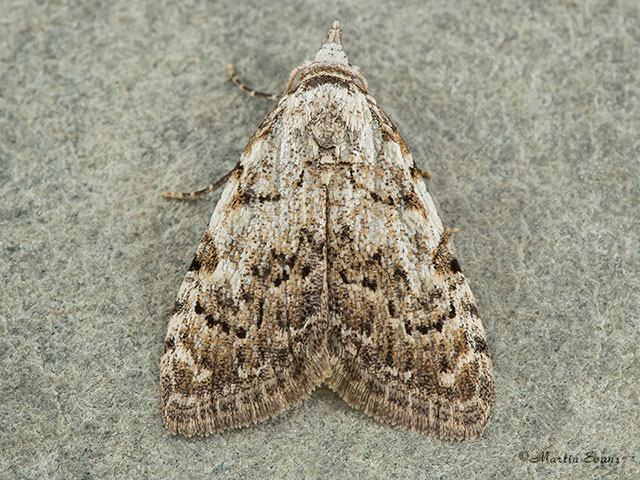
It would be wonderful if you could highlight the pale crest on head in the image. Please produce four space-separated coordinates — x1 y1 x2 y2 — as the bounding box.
314 20 348 65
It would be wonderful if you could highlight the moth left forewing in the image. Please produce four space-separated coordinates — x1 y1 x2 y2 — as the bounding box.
161 103 331 436
326 100 494 440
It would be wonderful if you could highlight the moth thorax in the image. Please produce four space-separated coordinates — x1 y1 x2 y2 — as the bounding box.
309 111 346 149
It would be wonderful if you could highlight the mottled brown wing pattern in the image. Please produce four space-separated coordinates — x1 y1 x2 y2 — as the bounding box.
161 20 494 440
161 106 332 436
325 102 494 440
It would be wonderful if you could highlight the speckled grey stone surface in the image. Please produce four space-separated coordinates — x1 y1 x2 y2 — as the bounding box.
1 1 639 479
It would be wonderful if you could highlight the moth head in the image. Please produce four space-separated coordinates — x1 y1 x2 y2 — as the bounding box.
284 21 368 94
313 20 348 67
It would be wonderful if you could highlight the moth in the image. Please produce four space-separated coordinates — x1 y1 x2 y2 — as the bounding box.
161 21 494 440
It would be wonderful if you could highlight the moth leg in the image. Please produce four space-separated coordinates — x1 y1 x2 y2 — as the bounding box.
445 227 460 235
227 64 280 101
418 167 432 180
162 169 234 199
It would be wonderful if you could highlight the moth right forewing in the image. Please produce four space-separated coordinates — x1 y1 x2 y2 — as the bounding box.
326 101 494 440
